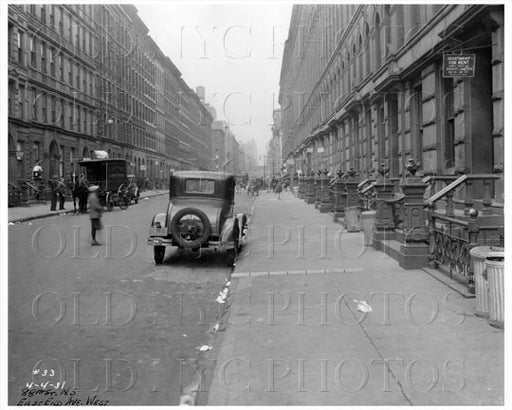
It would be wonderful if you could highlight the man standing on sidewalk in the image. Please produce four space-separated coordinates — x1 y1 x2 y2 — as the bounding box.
56 178 67 210
49 175 59 211
88 185 103 246
78 174 89 213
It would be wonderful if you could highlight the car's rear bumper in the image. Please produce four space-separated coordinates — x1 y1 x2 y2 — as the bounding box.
147 236 173 246
147 236 235 250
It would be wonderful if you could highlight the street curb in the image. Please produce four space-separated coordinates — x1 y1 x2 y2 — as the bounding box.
8 191 169 224
232 267 364 278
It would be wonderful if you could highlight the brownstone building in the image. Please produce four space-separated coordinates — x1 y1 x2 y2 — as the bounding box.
8 4 213 190
279 4 504 206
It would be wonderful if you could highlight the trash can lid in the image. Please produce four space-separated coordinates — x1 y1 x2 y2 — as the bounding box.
486 251 504 262
470 246 501 258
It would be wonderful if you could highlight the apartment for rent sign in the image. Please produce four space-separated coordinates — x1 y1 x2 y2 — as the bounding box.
442 54 476 78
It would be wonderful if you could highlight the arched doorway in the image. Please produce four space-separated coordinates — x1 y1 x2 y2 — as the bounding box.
49 141 60 178
82 147 89 160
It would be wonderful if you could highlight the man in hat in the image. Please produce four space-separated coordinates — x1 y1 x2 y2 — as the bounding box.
88 185 103 246
49 175 59 211
56 178 67 210
77 173 89 213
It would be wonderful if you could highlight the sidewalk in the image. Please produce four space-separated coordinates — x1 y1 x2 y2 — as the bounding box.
205 191 504 405
7 190 169 223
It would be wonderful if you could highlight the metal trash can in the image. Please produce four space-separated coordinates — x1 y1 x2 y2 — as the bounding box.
486 251 504 329
361 210 376 246
470 246 497 318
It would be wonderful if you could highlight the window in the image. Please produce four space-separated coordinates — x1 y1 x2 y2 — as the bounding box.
8 24 13 60
374 13 382 70
75 25 80 47
41 93 47 122
59 98 65 127
30 37 36 67
185 179 215 194
67 15 72 40
19 85 25 118
413 84 423 158
31 88 37 120
75 64 80 89
69 102 74 130
77 107 81 132
17 30 24 64
58 54 63 80
49 5 55 28
51 96 56 123
8 81 15 115
443 76 455 168
41 42 46 73
40 5 46 23
33 142 40 162
50 47 55 76
58 7 63 35
68 59 73 85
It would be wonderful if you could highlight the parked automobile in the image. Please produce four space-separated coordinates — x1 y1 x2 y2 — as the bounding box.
147 171 247 265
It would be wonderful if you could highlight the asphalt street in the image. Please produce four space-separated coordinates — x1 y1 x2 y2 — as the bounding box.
8 193 256 405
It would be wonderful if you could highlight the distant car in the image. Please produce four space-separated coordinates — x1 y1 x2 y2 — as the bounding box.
147 171 247 265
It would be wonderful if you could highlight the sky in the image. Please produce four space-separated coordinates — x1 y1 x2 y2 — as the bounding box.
136 2 293 160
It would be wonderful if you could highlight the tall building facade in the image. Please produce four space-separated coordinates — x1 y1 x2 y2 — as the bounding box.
266 109 283 178
8 4 213 188
279 4 504 201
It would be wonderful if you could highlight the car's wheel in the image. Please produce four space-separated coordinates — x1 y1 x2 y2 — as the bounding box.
238 214 248 250
170 208 211 249
233 219 240 251
154 246 165 264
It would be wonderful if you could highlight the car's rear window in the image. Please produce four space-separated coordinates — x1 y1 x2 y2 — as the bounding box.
185 178 215 194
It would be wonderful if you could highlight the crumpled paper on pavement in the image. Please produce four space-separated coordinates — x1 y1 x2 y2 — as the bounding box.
354 299 373 313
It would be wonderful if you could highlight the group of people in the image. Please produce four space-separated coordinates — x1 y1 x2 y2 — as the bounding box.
49 174 90 213
47 174 104 246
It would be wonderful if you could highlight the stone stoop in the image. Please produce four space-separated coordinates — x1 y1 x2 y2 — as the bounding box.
374 235 430 270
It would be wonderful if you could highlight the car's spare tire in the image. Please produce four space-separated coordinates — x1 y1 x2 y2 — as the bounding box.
170 208 211 249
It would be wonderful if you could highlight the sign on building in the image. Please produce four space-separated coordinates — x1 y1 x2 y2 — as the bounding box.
442 54 476 78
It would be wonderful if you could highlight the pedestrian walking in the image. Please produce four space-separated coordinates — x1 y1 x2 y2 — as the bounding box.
49 175 59 211
68 176 79 214
88 185 103 246
275 181 283 200
78 174 89 213
56 178 67 210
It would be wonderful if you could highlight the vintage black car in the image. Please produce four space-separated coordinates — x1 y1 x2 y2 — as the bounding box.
148 171 247 265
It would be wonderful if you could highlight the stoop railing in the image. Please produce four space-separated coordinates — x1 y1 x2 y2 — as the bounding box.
424 173 503 293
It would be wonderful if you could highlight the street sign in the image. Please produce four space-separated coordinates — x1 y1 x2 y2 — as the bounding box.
317 147 324 153
140 165 147 171
442 54 476 78
286 158 294 165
